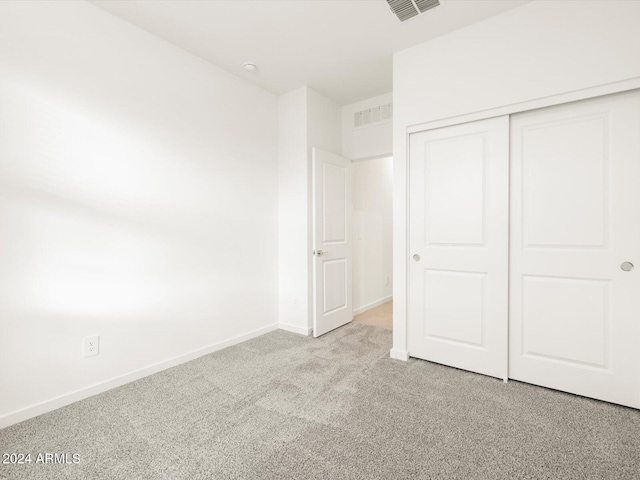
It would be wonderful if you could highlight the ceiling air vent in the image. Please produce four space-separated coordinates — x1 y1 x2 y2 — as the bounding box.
415 0 440 14
353 103 393 129
386 0 440 22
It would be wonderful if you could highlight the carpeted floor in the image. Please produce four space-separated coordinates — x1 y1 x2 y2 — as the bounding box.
1 323 639 480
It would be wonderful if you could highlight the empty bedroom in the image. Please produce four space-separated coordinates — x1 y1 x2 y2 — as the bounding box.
1 1 639 479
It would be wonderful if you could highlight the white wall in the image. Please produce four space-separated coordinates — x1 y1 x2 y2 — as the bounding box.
308 88 342 159
392 0 640 358
277 87 341 335
352 158 393 314
278 88 309 334
0 0 279 427
342 93 393 160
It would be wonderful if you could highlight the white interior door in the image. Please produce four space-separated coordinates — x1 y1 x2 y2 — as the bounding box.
312 148 352 337
509 90 640 409
408 116 509 379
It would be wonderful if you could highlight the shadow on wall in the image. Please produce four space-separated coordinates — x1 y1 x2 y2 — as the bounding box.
0 68 277 420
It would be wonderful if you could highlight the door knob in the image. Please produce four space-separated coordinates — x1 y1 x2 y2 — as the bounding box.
621 261 634 272
313 250 328 256
413 254 420 262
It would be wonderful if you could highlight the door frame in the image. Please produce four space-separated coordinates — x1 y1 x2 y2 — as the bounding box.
394 76 640 361
351 154 394 318
310 152 394 336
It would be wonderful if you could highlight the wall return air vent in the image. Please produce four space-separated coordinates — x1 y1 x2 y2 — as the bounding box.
386 0 440 22
353 103 393 128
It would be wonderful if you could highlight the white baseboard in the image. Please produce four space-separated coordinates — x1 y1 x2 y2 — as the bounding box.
390 348 409 361
0 323 279 430
278 323 312 336
353 295 393 316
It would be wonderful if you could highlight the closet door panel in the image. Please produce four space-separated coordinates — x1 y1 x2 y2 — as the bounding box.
509 90 640 409
408 116 509 379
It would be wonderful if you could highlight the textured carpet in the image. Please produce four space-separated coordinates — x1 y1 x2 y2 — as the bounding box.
1 323 639 480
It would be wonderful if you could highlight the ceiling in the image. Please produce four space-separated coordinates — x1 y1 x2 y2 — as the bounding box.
90 0 529 106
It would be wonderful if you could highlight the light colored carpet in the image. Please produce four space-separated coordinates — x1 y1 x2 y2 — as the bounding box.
1 323 639 480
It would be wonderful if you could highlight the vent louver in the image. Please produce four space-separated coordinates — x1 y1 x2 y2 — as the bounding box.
386 0 440 22
415 0 440 14
386 0 419 22
353 103 393 128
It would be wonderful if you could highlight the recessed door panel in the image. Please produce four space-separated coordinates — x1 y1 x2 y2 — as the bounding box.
523 116 607 248
322 162 346 243
521 275 609 368
426 135 485 246
323 259 347 314
424 270 485 347
510 90 640 408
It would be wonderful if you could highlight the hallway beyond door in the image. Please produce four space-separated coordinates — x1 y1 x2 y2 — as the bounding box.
353 300 392 330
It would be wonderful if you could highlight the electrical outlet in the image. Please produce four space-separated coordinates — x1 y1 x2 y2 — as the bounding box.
385 275 389 286
83 335 100 357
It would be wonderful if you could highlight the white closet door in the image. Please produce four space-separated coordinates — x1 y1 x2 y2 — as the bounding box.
510 91 640 409
409 116 509 379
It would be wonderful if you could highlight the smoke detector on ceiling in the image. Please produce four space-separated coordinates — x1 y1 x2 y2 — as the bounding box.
386 0 440 22
243 62 258 74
